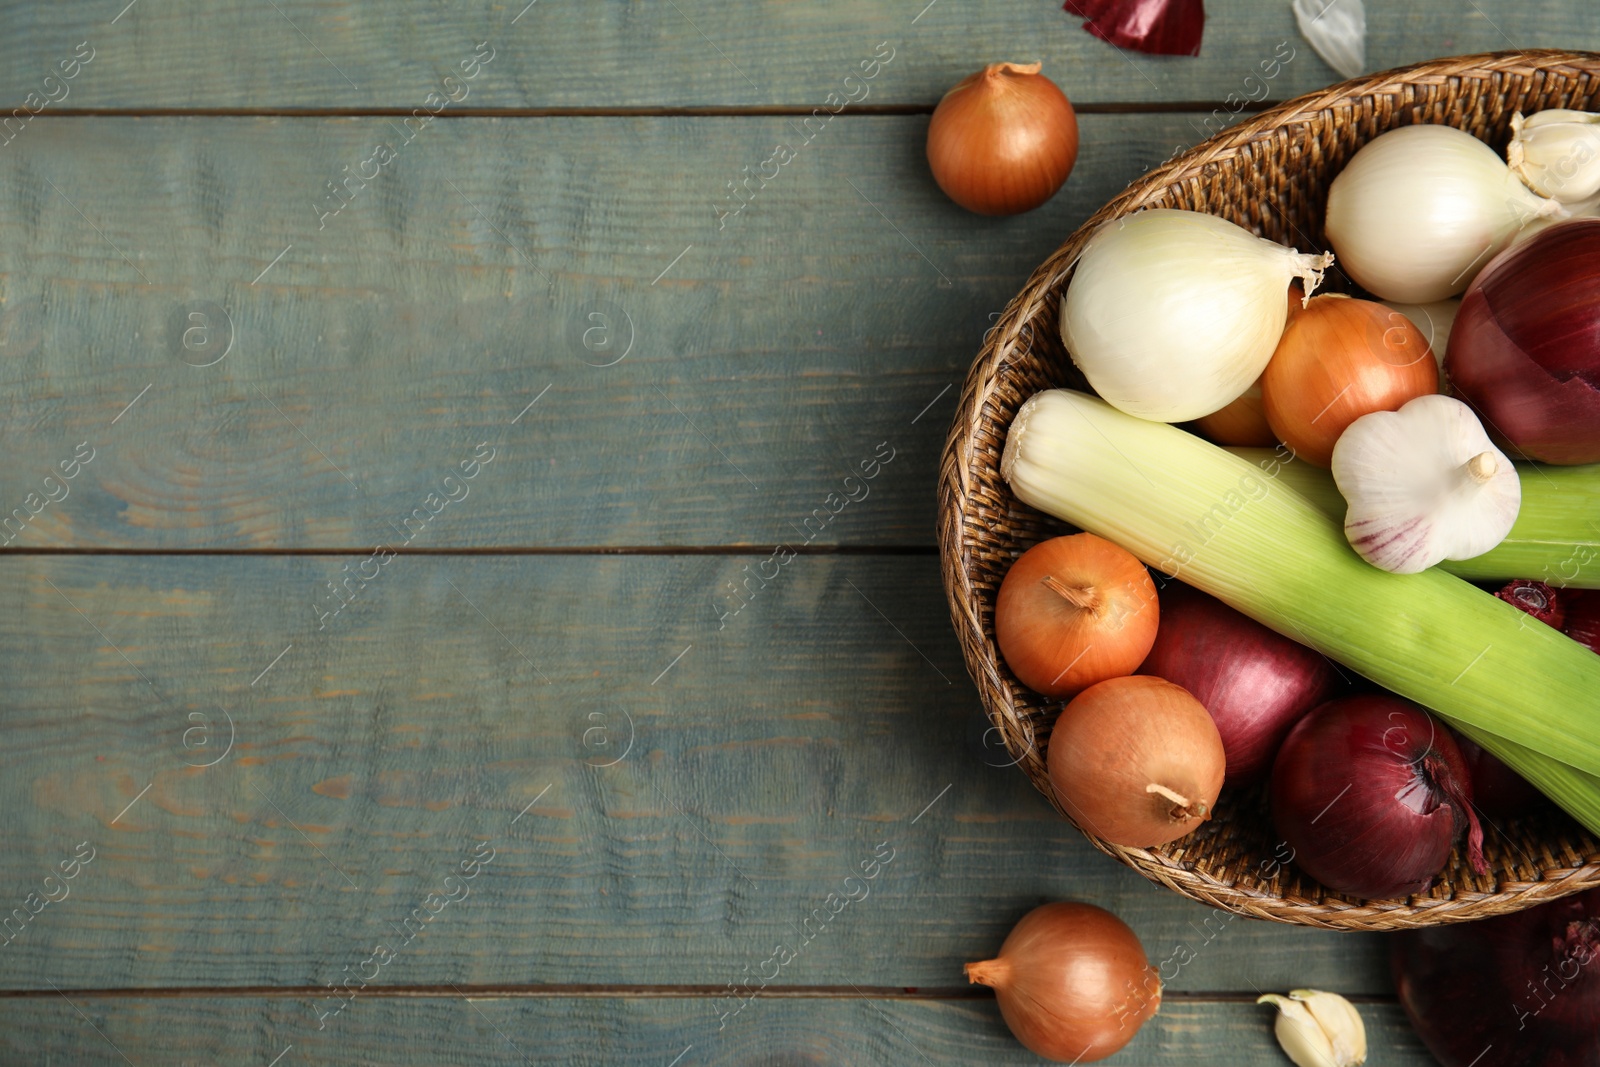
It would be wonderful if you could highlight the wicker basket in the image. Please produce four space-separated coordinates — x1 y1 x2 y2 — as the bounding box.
938 51 1600 930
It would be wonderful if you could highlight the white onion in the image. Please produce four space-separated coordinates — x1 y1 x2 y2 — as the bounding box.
1325 124 1565 303
1060 209 1333 423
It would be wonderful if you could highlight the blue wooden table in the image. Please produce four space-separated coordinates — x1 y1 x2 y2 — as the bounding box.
0 2 1591 1063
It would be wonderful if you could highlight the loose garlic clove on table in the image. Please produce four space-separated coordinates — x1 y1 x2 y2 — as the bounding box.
1258 989 1367 1067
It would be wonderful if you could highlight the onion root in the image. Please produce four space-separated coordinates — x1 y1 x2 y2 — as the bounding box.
963 958 1009 987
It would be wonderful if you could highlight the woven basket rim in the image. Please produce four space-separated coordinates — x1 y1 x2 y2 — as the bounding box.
937 49 1600 930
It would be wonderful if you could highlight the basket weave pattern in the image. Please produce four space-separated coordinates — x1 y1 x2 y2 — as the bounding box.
938 51 1600 930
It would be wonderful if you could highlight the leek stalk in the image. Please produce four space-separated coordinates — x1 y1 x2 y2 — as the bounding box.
1451 722 1600 833
1229 447 1600 589
1003 390 1600 830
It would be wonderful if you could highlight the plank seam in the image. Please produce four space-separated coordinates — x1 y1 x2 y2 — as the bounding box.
0 545 940 556
0 986 1400 1003
15 102 1280 118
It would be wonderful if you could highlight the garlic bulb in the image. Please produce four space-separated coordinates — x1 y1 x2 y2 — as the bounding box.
1508 109 1600 203
1332 394 1521 574
1325 124 1566 303
1060 209 1333 423
1258 990 1367 1067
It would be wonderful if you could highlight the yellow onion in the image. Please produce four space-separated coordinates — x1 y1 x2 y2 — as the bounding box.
966 902 1159 1063
1047 675 1225 848
1261 293 1438 468
926 62 1078 216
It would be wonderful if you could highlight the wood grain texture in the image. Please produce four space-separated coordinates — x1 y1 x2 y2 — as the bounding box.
0 113 1203 550
0 3 1484 1060
0 994 1436 1065
0 0 1591 109
0 554 1393 993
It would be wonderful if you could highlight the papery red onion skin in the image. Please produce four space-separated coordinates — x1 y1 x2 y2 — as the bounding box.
1393 888 1600 1067
1270 696 1483 899
1454 733 1548 819
1497 578 1599 660
1494 578 1568 630
966 902 1160 1063
1564 590 1600 655
1067 0 1206 57
1138 582 1336 784
1447 217 1600 464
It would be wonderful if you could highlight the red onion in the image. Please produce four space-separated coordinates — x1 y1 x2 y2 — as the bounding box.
1270 695 1484 899
1138 582 1336 783
1067 0 1205 57
1475 579 1581 816
1393 887 1600 1067
1564 590 1600 655
1446 217 1600 464
1494 577 1567 630
1496 576 1598 655
1454 733 1547 819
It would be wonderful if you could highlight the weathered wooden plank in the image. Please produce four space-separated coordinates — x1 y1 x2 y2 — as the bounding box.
0 0 1590 109
0 554 1393 993
0 994 1434 1065
0 113 1198 549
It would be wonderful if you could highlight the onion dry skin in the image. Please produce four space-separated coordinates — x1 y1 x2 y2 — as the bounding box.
1270 695 1484 899
966 901 1160 1063
1393 887 1600 1067
1138 582 1336 784
1447 217 1600 464
926 62 1078 216
1069 0 1205 57
1047 675 1225 847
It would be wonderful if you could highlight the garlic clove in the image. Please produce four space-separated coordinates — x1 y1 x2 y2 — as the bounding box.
1291 0 1365 81
1523 108 1600 126
1259 990 1367 1067
1291 990 1367 1065
1331 394 1521 574
1258 995 1338 1067
1509 109 1600 203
